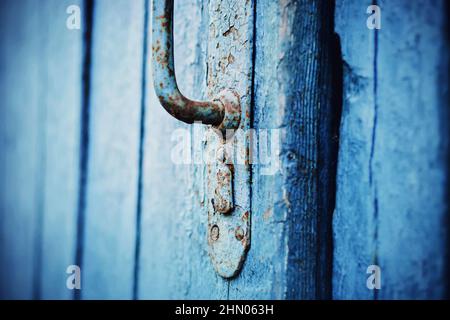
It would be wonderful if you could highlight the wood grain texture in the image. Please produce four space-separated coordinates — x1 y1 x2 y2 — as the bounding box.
230 0 339 299
333 0 449 299
137 0 228 299
81 0 145 299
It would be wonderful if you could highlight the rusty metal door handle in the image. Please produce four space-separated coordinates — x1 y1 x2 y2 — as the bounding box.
151 0 253 279
152 0 240 130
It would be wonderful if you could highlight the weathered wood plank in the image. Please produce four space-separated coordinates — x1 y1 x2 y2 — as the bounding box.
333 0 449 299
333 0 376 300
227 0 287 299
0 0 86 300
230 0 338 299
38 0 84 300
0 0 43 299
137 0 228 299
81 0 145 299
375 0 448 299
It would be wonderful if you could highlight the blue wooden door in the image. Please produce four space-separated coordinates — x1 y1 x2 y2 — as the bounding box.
0 0 448 300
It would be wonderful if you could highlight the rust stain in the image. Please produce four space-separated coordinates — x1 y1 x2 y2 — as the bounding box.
235 226 244 241
263 208 273 221
227 53 235 65
223 25 239 39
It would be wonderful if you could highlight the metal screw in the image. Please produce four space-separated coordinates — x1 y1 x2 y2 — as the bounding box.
235 226 244 241
210 225 220 241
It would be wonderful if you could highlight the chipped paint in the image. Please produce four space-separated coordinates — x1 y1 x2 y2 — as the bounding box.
206 0 254 279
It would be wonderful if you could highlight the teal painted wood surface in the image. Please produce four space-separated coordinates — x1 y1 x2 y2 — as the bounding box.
0 0 84 299
333 0 449 299
332 0 377 300
0 0 448 300
38 0 84 300
0 0 43 299
375 0 448 299
81 0 145 299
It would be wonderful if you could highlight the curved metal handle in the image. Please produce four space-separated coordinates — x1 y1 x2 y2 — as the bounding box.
152 0 240 130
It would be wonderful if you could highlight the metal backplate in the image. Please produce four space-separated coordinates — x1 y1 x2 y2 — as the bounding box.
205 0 254 279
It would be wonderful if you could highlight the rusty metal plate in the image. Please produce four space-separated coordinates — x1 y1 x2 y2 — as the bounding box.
205 0 254 279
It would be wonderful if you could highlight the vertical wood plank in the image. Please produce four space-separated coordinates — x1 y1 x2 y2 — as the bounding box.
228 1 287 299
137 0 228 299
81 0 145 299
39 0 84 300
230 0 339 299
0 0 86 299
332 0 376 300
0 0 43 299
376 0 448 299
333 0 449 299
